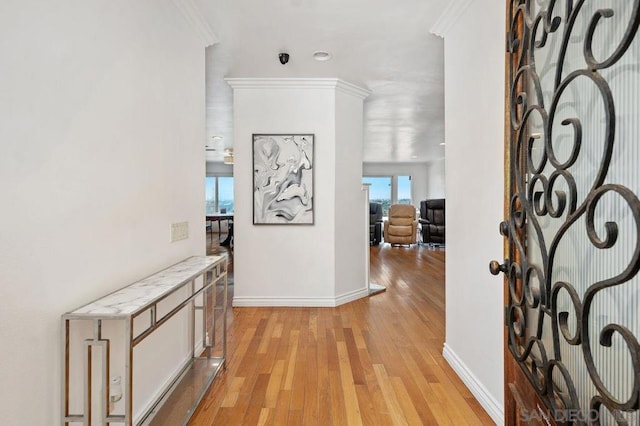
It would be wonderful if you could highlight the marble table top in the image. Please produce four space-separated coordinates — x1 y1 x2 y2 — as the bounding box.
65 255 225 319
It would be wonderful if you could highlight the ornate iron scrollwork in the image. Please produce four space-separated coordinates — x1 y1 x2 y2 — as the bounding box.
506 0 640 424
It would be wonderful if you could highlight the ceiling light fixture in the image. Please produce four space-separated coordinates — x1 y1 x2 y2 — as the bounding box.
223 148 234 165
313 51 332 61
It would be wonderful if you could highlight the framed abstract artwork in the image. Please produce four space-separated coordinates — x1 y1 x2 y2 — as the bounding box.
252 134 314 225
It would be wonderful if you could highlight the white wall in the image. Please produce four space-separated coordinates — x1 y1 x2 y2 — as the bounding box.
440 0 506 423
229 79 368 306
0 1 207 423
334 90 367 299
426 158 446 199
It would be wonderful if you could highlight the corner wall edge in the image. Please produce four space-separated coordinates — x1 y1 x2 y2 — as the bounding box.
172 0 219 47
429 0 475 39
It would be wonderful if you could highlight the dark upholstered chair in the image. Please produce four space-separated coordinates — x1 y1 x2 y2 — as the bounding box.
384 204 418 245
419 199 445 245
369 202 383 245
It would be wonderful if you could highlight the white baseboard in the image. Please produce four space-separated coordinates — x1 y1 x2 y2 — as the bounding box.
233 287 369 308
335 287 369 306
233 297 336 307
443 343 504 425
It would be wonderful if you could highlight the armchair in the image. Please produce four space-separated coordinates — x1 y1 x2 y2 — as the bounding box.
419 199 445 245
369 202 383 245
384 204 418 245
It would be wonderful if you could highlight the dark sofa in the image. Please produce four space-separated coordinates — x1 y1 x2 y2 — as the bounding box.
419 199 445 245
369 202 383 245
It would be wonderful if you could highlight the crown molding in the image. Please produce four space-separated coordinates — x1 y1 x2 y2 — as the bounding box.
224 78 371 99
430 0 475 39
334 79 372 99
172 0 218 47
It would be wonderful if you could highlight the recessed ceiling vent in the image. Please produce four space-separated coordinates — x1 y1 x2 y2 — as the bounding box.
313 51 332 61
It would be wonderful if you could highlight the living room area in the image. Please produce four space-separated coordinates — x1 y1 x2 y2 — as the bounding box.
363 163 445 247
206 161 446 250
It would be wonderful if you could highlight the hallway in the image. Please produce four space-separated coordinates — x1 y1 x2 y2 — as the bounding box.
189 243 493 425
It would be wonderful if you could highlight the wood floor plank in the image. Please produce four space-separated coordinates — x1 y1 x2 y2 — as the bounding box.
373 364 409 425
257 312 279 354
257 407 271 425
189 244 494 425
301 328 319 422
271 389 291 425
289 330 306 411
283 330 299 390
220 376 245 407
329 369 348 426
241 373 270 424
343 328 366 386
356 346 395 426
288 409 304 425
209 406 235 425
399 361 451 425
390 376 423 425
264 359 285 408
336 341 363 426
430 382 477 425
354 384 388 426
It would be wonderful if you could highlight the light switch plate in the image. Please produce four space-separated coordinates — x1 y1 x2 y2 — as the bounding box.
170 221 189 242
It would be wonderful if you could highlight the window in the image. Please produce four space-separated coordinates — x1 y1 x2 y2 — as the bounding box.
205 176 234 214
397 175 412 205
363 175 412 216
363 176 392 216
218 177 234 213
205 178 216 215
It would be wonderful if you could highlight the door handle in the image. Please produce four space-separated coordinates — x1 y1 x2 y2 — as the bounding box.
499 220 509 236
489 260 508 276
489 221 510 275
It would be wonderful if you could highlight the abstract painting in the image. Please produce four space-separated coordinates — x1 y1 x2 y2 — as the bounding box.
253 134 314 224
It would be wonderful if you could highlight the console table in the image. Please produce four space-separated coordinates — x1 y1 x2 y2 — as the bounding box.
61 255 228 425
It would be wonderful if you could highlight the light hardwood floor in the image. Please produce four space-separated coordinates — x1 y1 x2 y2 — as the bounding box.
191 239 494 425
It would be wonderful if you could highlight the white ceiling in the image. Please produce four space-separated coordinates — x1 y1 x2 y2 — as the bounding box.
196 0 447 164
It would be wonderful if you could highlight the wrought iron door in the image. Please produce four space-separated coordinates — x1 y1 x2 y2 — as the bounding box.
493 1 640 424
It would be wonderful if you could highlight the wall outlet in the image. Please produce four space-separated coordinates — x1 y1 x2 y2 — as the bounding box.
170 222 189 242
110 376 122 403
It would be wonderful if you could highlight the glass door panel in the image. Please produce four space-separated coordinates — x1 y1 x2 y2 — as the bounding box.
504 1 640 423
